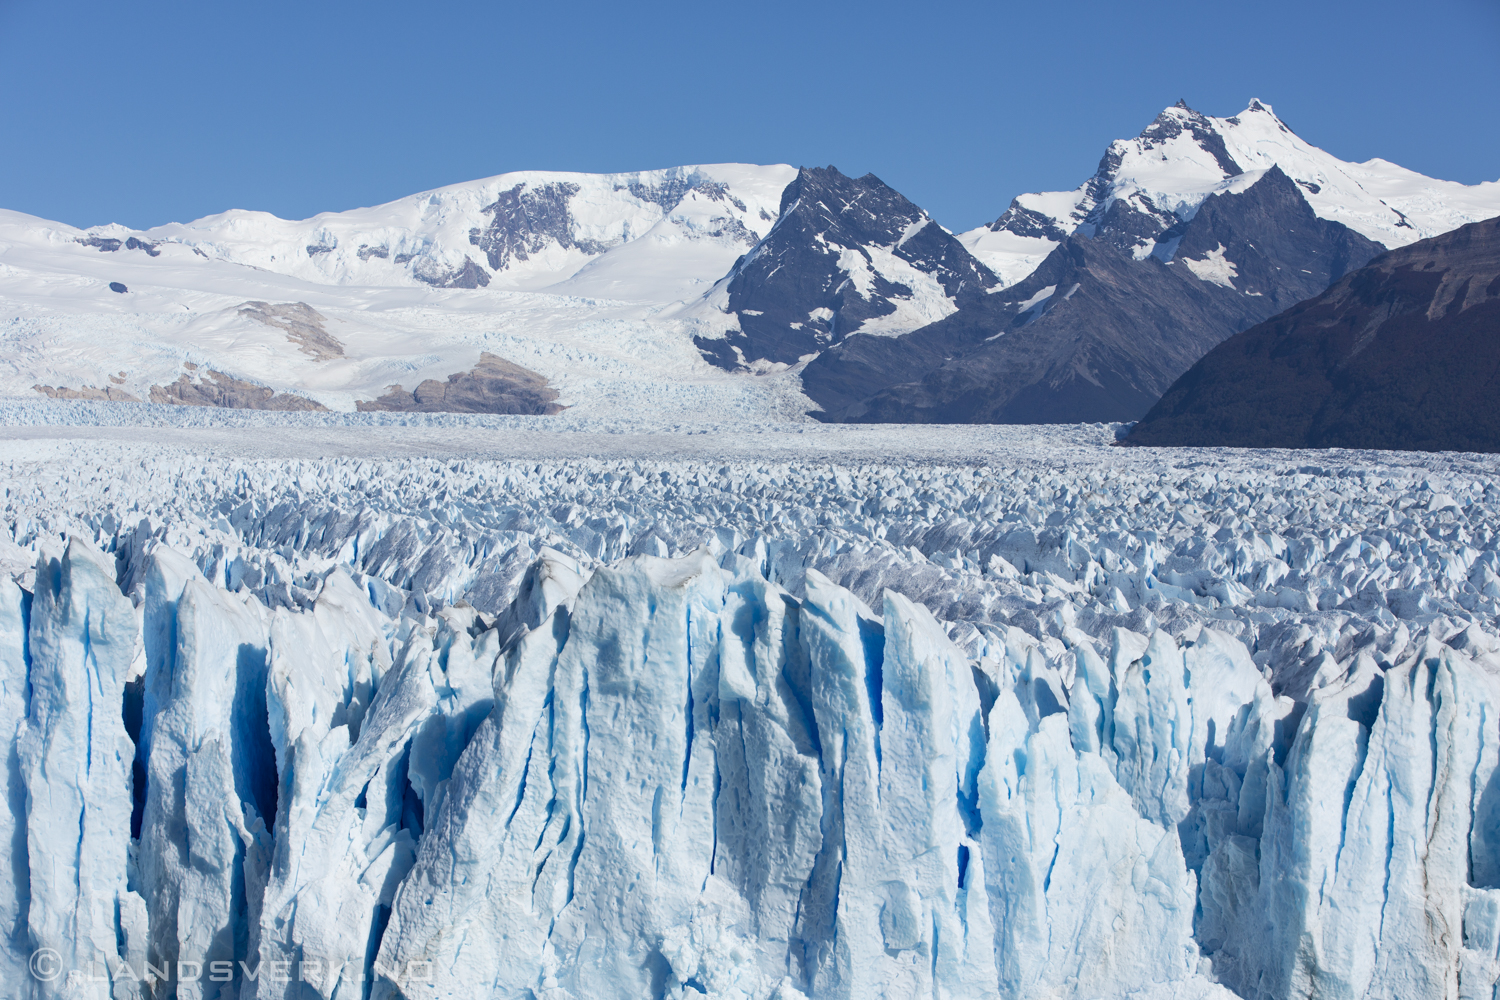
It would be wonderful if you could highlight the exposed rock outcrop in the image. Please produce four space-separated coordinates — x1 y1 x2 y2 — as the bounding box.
32 383 141 403
149 369 328 411
239 301 345 361
356 351 563 415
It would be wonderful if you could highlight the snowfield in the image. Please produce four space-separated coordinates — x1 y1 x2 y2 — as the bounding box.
3 405 1500 999
0 163 804 418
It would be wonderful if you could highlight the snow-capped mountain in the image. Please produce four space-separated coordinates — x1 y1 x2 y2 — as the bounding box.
692 166 998 370
961 100 1500 285
2 99 1496 423
0 165 813 420
803 164 1385 422
77 164 794 299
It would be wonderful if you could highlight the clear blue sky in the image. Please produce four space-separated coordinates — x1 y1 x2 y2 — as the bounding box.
2 0 1496 233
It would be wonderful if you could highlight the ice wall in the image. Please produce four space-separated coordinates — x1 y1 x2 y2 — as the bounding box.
1 537 1498 999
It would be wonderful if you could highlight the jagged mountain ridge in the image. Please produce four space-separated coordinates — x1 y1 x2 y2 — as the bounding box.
3 100 1497 423
959 99 1500 285
692 166 999 370
801 165 1385 422
1127 215 1500 451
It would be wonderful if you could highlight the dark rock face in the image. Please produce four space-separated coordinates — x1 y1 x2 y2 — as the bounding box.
109 282 128 294
1127 216 1500 452
1153 165 1378 293
470 182 595 270
238 302 344 361
989 202 1071 243
466 176 755 276
355 352 563 415
414 256 492 289
696 166 998 368
149 370 328 411
32 383 140 403
79 236 159 256
982 100 1245 256
801 167 1384 423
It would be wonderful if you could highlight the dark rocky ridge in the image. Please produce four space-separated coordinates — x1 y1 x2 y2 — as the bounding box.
356 352 563 415
695 166 998 369
33 383 141 403
1127 216 1500 452
801 166 1384 423
149 368 328 411
468 176 757 275
414 256 492 289
239 301 344 361
77 235 162 256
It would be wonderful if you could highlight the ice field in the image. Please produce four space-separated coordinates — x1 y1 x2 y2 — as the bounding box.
2 402 1500 999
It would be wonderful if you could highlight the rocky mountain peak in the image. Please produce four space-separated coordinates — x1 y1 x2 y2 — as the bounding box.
801 165 1384 424
1131 103 1243 178
695 165 997 369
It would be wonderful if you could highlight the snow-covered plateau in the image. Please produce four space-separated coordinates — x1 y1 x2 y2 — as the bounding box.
2 404 1500 999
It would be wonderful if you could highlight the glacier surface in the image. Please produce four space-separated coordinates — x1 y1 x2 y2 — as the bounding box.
2 412 1500 998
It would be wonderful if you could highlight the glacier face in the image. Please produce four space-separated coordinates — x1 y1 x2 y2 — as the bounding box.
3 416 1500 998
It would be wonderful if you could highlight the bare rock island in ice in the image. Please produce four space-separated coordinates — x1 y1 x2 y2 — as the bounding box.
2 417 1500 998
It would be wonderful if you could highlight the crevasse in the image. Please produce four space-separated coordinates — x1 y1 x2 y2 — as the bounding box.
2 535 1498 1000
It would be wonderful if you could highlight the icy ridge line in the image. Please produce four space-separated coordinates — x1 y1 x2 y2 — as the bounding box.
2 533 1499 999
0 397 830 434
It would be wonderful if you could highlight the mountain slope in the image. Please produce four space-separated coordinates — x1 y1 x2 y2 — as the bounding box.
692 166 998 369
962 100 1500 285
3 101 1496 423
68 163 795 301
1127 215 1500 451
0 164 817 422
802 166 1384 422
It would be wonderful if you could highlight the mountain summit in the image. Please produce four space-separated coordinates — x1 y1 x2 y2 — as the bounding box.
694 166 998 370
960 100 1500 285
801 164 1385 422
1 100 1496 423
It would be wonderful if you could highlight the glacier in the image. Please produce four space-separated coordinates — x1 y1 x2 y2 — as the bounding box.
2 411 1500 998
